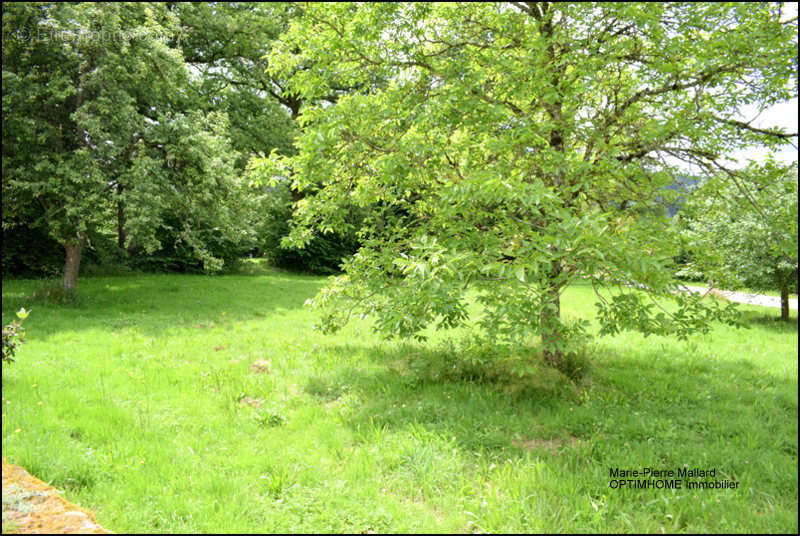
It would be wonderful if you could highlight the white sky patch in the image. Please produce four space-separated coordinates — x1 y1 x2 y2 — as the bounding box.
663 97 798 175
730 1 800 165
781 2 798 22
728 98 799 165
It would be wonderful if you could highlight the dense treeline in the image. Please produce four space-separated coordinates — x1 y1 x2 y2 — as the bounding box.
2 2 797 336
1 2 359 284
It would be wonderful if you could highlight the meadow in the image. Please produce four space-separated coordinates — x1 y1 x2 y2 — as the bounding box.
2 261 797 533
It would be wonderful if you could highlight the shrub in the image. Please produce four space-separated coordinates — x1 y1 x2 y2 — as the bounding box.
2 308 30 365
124 216 252 274
1 220 63 278
253 183 361 275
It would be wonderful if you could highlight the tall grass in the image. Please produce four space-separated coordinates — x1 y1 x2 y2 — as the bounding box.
2 262 797 533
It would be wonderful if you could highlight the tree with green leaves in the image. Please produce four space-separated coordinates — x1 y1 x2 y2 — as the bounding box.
172 2 299 166
2 2 252 290
172 2 364 273
253 2 797 366
679 162 798 321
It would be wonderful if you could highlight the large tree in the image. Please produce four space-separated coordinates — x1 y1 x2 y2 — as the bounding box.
171 2 365 272
679 161 798 321
171 2 299 165
2 2 252 290
253 2 797 366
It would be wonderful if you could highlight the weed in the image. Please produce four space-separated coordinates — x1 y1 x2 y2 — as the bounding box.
252 406 286 427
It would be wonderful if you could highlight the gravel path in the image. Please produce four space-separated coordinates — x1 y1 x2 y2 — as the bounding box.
679 285 798 310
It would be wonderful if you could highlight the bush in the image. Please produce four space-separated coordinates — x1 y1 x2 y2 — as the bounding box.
125 216 252 274
79 231 136 277
1 221 63 278
2 308 30 365
254 184 361 275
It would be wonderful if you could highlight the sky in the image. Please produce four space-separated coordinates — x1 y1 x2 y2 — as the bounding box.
665 97 798 176
730 98 799 165
728 2 799 166
669 0 797 174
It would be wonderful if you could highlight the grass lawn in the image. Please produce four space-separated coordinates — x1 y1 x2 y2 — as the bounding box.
2 262 797 533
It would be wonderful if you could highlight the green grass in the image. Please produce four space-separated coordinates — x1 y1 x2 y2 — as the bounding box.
2 262 797 533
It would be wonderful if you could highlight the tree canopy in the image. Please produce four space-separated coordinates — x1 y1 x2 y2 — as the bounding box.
173 2 299 165
679 161 798 320
252 2 797 364
2 3 255 288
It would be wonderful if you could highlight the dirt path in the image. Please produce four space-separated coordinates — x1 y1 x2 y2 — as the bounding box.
2 458 112 534
679 285 798 310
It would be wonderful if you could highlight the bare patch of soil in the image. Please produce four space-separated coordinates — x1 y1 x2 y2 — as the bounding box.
249 359 271 374
2 458 111 534
239 396 264 408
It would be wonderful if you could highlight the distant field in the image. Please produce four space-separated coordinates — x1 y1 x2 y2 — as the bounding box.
2 262 797 533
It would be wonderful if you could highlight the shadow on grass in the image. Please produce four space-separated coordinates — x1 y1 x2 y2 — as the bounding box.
306 340 797 462
738 310 798 333
0 271 326 340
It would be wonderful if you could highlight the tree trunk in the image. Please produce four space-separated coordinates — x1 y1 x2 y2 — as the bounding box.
63 65 88 294
780 285 790 322
291 186 303 204
61 233 85 293
541 261 563 368
117 200 128 248
531 3 567 369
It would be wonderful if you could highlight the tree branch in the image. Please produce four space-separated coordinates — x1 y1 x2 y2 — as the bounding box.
711 114 798 139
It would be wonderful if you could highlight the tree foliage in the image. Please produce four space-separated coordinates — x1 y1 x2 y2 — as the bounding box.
250 182 362 274
173 1 362 272
173 2 299 165
679 161 798 320
2 2 254 288
254 2 797 364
